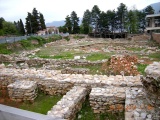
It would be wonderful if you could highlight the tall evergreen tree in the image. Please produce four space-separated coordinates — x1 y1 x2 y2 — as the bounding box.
0 17 5 29
106 10 117 33
32 8 40 33
64 15 72 34
19 19 25 35
117 3 128 32
137 10 146 32
145 5 155 15
99 11 109 33
25 12 32 34
91 5 101 33
82 9 91 34
39 13 46 30
126 10 139 33
70 11 80 34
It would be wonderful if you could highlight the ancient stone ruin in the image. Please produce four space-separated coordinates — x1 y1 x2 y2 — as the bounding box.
0 62 160 119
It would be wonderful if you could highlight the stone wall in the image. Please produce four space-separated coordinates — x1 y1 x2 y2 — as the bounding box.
7 80 37 102
152 33 160 44
89 87 125 114
0 68 142 93
47 86 88 120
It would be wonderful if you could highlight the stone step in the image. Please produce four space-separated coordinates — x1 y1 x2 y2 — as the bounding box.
47 86 88 120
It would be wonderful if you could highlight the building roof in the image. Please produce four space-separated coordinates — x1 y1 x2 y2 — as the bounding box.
146 13 160 18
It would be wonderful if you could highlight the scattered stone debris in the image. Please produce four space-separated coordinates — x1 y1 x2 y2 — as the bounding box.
102 55 139 76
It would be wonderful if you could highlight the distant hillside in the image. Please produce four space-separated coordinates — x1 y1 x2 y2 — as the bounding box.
46 20 65 27
144 2 160 14
46 18 82 27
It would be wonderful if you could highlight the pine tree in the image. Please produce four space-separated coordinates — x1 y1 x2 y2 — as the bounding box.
39 13 46 30
106 10 117 33
0 17 5 29
126 10 139 33
82 9 91 34
70 11 80 34
117 3 128 32
25 12 32 34
91 5 101 37
32 8 40 33
19 19 25 35
145 5 155 15
64 15 72 34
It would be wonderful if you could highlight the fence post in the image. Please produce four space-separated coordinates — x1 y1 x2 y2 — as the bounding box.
5 37 7 43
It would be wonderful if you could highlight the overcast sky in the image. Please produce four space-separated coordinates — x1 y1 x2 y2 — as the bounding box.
0 0 159 24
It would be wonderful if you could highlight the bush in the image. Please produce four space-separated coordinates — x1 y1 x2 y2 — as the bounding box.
73 35 85 39
0 43 12 54
63 36 70 41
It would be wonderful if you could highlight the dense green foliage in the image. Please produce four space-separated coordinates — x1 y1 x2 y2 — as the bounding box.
64 11 80 34
25 8 46 35
79 3 155 34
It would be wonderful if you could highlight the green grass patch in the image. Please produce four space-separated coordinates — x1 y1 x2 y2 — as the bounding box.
0 43 13 54
73 35 85 39
20 93 62 114
76 97 124 120
86 53 110 61
148 52 160 60
126 47 144 51
38 52 74 59
137 64 148 75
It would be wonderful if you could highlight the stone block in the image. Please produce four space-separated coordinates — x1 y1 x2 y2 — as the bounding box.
7 80 37 102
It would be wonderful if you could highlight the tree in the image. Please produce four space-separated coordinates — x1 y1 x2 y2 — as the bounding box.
0 17 5 29
25 12 32 34
91 5 101 34
64 15 72 34
126 10 139 33
82 9 91 34
106 10 117 33
39 13 46 30
145 5 155 15
137 10 146 33
19 19 25 35
70 11 80 34
59 26 67 33
2 21 18 35
99 11 109 33
32 8 40 33
117 3 128 32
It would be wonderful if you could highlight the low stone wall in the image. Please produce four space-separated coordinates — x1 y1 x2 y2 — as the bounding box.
61 67 89 74
0 67 142 96
3 57 106 69
47 86 88 120
152 33 160 44
7 80 37 102
89 87 125 114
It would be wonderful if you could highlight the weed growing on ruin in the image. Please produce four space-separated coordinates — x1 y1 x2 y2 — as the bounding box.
137 64 148 75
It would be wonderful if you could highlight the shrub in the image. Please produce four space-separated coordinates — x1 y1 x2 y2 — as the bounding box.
63 36 70 41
